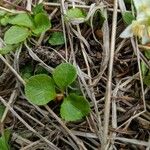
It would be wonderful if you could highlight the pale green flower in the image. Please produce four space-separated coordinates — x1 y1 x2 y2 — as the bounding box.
120 19 150 44
133 0 150 19
120 0 150 44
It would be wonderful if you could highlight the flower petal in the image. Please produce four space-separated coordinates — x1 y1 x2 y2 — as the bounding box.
133 0 143 10
141 29 150 44
120 25 133 38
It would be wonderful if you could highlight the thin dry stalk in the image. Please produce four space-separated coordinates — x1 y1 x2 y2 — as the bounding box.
0 54 25 85
44 105 87 150
1 87 17 123
103 0 118 148
0 97 60 150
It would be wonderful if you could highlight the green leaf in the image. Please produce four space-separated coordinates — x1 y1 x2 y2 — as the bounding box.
4 26 30 44
89 10 105 28
21 64 33 82
0 10 7 17
124 0 131 4
0 16 10 26
0 104 5 119
66 8 86 20
33 3 46 15
145 50 150 59
32 13 51 35
60 94 90 121
3 130 11 143
69 81 82 95
122 12 135 25
0 44 18 54
25 74 56 105
0 129 11 150
144 75 150 86
141 61 148 76
8 13 34 28
53 63 77 90
34 65 49 75
49 32 65 46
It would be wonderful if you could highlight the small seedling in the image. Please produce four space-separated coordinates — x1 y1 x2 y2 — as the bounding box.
0 4 51 54
25 63 91 121
65 7 86 25
65 8 86 21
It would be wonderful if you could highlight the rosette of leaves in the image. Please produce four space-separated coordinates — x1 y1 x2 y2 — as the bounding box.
0 4 51 54
25 63 91 121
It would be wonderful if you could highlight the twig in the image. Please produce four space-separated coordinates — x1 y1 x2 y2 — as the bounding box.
0 54 25 85
1 87 17 123
45 105 87 150
114 137 150 147
0 96 60 150
103 0 118 148
0 6 25 13
43 2 123 12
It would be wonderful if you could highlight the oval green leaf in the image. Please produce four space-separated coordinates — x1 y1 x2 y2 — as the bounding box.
33 3 46 15
0 129 11 150
60 94 90 121
0 104 5 119
52 63 77 90
25 74 56 105
0 16 10 26
66 8 86 20
9 13 34 28
0 10 7 17
0 44 18 55
144 75 150 86
4 26 30 44
122 12 135 25
32 13 51 35
145 50 150 59
49 32 65 46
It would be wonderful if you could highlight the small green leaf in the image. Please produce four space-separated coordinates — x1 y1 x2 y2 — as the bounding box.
145 50 150 59
53 63 77 90
34 65 49 75
32 13 51 35
0 10 7 17
124 0 131 4
0 129 11 150
0 44 18 54
90 10 106 28
21 64 33 82
4 26 30 44
122 12 135 25
9 13 34 28
25 74 56 105
3 130 11 143
66 8 86 20
0 16 10 26
49 32 65 46
60 94 90 121
141 61 148 76
0 104 5 119
33 3 46 15
144 75 150 86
